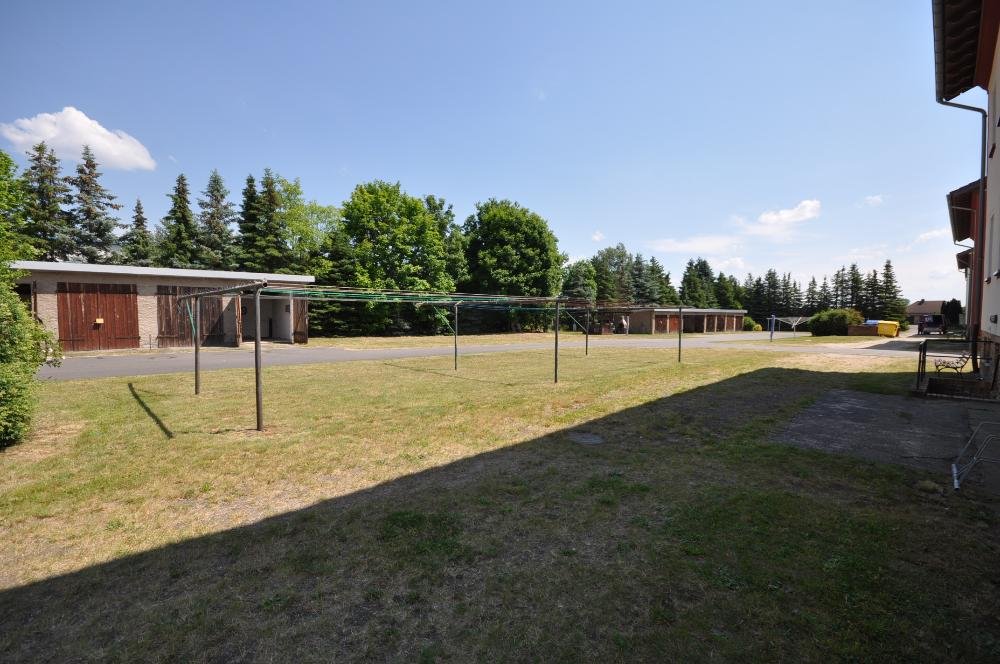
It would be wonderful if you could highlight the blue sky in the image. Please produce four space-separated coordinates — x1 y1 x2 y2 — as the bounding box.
0 0 985 301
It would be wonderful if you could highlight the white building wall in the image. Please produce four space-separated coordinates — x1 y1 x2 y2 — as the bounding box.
984 24 1000 340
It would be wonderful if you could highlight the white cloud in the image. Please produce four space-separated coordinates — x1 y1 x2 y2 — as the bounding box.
167 154 177 163
0 106 155 170
534 88 548 102
713 256 746 272
648 234 741 255
916 227 949 242
863 194 884 207
591 230 605 242
739 199 821 240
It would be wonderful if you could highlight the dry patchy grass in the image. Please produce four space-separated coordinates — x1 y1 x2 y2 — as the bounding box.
1 347 998 661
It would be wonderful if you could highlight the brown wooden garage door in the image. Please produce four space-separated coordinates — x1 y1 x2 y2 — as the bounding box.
56 283 140 351
156 286 225 347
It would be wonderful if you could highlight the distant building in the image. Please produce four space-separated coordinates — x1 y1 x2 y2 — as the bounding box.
13 261 314 351
618 307 746 334
905 299 946 324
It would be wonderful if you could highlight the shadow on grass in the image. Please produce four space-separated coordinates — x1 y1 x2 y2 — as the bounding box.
4 368 998 662
382 361 522 386
127 382 174 439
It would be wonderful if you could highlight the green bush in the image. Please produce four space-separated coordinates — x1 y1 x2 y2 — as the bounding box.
0 276 58 447
742 315 757 331
808 308 864 336
753 323 763 332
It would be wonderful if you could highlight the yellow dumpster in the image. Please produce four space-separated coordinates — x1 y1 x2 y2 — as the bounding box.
876 320 899 337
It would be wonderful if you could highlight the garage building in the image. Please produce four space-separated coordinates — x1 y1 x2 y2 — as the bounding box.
628 307 746 334
13 261 315 351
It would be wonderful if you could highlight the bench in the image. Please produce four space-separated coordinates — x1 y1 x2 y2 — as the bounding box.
934 352 971 375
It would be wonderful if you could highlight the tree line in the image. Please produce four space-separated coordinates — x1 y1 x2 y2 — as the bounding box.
562 247 906 324
5 141 908 334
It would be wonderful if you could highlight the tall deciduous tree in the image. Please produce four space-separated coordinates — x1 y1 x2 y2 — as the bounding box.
21 142 73 260
425 195 469 289
463 199 561 296
157 174 203 268
119 199 153 266
343 180 453 292
0 150 31 257
197 169 237 270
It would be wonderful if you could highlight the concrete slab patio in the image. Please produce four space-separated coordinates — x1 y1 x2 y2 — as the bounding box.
776 389 1000 494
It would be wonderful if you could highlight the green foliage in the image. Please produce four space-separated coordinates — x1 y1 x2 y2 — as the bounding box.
808 308 864 336
67 145 121 263
243 169 295 273
0 196 60 443
237 174 259 267
344 181 452 292
590 244 634 302
156 174 204 268
742 315 757 331
0 150 31 256
425 195 469 289
562 260 597 303
679 258 718 308
277 177 339 275
197 170 237 270
119 199 153 266
941 299 962 327
21 142 74 260
464 199 561 297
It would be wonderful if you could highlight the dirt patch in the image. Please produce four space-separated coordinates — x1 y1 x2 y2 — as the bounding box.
4 420 86 462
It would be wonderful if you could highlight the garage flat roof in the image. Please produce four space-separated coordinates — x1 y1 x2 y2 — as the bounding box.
12 260 315 284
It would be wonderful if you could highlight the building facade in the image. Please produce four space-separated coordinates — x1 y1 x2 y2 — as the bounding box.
934 0 1000 341
626 308 746 334
13 261 314 351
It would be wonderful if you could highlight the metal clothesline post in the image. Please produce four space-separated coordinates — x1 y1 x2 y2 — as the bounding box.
254 288 263 432
554 301 560 383
678 306 683 363
585 309 590 356
453 302 459 371
194 295 201 395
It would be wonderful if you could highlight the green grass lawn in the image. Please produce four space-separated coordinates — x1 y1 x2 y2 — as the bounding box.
1 347 998 661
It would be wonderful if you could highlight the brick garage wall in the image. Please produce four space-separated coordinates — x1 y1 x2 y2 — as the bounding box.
22 273 242 348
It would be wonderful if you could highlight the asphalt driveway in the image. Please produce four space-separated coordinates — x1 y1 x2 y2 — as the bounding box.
38 332 921 380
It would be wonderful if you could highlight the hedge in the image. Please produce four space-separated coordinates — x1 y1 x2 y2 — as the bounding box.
808 308 864 336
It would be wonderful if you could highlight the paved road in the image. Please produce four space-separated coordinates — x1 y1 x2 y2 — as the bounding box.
37 331 922 381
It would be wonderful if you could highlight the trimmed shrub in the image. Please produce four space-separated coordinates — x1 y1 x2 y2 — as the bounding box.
742 315 757 331
0 275 58 447
808 308 864 336
753 323 763 332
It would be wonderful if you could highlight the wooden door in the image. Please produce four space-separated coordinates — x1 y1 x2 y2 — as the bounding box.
293 299 309 344
234 295 243 346
57 282 138 351
156 286 225 347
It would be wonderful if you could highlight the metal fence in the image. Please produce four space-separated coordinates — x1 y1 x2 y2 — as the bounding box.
916 338 997 394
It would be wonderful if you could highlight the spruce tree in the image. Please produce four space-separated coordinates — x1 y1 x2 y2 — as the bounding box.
818 276 832 310
120 198 153 266
631 254 659 304
862 269 880 318
648 257 678 304
67 145 122 263
197 169 237 270
847 263 864 310
880 259 905 322
157 174 204 268
242 169 294 273
21 142 73 260
237 174 259 269
804 277 819 315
